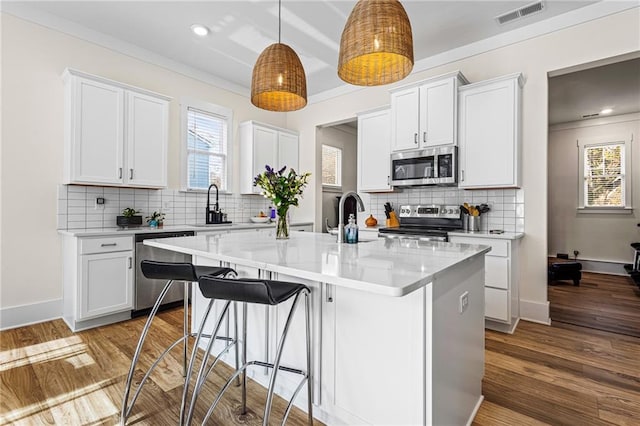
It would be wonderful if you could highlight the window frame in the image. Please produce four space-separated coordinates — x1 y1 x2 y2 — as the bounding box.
180 98 233 193
577 134 632 214
321 144 343 190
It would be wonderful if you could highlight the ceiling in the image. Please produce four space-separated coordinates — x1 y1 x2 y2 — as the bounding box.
549 57 640 124
5 0 622 100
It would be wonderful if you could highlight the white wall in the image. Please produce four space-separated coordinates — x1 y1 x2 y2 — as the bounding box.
548 113 640 264
286 8 640 323
0 13 286 316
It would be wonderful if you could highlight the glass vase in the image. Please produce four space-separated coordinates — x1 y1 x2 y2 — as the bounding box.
276 208 290 240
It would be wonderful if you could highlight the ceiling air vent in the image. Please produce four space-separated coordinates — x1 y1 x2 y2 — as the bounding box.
582 113 599 119
496 1 545 25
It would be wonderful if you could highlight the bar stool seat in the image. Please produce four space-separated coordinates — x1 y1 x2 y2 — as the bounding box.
181 275 313 426
120 260 236 425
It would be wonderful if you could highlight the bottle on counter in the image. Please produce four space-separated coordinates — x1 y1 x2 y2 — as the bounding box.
345 214 359 244
269 206 276 221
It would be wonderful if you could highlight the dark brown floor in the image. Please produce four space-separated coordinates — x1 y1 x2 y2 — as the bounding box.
549 268 640 338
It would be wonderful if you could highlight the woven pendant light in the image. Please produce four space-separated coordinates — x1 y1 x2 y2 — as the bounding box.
251 0 307 111
338 0 414 86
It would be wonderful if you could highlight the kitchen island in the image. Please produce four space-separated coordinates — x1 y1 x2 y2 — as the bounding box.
145 231 490 425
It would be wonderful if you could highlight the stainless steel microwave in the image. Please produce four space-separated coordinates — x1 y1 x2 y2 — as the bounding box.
390 146 457 187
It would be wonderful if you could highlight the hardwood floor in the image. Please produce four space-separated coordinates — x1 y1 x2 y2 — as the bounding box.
2 308 639 425
549 270 640 337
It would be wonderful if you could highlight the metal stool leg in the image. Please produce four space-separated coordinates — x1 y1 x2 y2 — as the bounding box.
121 279 175 424
305 292 313 425
242 302 248 415
263 293 302 426
183 281 189 377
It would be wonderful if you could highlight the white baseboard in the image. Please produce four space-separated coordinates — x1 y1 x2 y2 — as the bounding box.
519 299 550 325
466 395 485 426
548 255 628 275
0 299 62 330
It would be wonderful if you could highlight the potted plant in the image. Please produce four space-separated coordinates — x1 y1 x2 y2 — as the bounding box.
146 211 165 229
117 208 142 227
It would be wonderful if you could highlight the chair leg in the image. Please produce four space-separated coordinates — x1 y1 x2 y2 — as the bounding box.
183 281 189 377
263 293 302 426
121 279 174 424
305 291 313 425
186 300 232 425
234 301 241 387
242 302 248 415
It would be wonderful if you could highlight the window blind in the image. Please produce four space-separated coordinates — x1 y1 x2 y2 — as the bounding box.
186 107 228 190
584 144 623 207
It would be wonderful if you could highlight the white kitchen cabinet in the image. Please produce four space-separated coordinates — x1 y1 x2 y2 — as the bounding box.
357 107 393 192
449 235 520 333
390 71 467 152
458 73 523 189
240 121 299 194
62 234 134 331
63 68 170 188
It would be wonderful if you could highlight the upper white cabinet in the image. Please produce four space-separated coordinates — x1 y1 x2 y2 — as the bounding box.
240 121 299 194
357 107 393 192
63 69 170 188
458 73 523 189
390 71 467 152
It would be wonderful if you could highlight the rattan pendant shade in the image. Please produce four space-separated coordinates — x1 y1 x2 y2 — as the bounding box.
251 0 307 112
251 43 307 111
338 0 414 86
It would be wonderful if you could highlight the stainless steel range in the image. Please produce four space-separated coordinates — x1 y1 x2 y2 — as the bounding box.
378 204 463 242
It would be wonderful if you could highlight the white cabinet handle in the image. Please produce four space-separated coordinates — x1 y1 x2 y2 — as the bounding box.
101 243 117 247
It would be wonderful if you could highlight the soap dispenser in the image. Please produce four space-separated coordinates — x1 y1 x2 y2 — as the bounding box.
345 214 359 244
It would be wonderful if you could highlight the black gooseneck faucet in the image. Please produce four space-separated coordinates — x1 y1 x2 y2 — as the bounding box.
206 183 219 224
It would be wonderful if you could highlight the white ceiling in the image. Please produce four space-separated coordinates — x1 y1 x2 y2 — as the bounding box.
6 0 627 101
549 57 640 124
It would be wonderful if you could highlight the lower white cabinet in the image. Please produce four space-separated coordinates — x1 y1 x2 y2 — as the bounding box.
449 235 520 333
62 235 134 331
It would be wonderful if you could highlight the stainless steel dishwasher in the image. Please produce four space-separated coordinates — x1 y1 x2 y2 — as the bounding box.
133 231 195 316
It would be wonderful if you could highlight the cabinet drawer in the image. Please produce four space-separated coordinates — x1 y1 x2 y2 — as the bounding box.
485 256 509 290
450 236 508 257
485 287 509 322
80 236 133 254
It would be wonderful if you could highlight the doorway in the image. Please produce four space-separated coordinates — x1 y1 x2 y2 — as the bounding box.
547 53 640 336
316 120 358 233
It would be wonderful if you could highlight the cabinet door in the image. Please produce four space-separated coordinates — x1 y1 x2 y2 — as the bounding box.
126 91 168 187
419 78 456 147
80 251 133 319
459 77 519 188
278 131 299 172
391 87 420 152
358 109 392 192
252 126 278 194
71 78 124 184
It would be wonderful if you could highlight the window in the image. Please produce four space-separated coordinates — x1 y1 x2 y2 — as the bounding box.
181 99 232 191
322 144 342 187
578 135 632 212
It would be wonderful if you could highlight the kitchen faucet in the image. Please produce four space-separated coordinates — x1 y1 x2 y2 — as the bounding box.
337 191 365 243
206 183 220 224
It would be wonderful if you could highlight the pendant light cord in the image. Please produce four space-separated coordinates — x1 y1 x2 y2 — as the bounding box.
278 0 281 43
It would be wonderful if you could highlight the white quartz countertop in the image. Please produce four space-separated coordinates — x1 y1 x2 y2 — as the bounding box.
144 232 490 297
57 222 313 237
448 230 524 240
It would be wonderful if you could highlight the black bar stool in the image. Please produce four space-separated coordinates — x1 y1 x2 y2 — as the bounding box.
121 260 236 425
181 275 313 426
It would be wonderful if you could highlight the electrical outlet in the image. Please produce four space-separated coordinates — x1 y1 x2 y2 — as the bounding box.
95 197 105 210
459 291 469 314
573 250 580 258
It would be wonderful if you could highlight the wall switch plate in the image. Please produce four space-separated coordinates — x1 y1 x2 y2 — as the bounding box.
459 291 469 314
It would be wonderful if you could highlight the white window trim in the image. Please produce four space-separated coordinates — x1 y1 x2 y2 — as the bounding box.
322 144 343 190
577 134 633 214
180 97 233 193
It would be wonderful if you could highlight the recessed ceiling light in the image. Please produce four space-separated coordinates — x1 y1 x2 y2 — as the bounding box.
191 24 209 37
600 108 613 115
